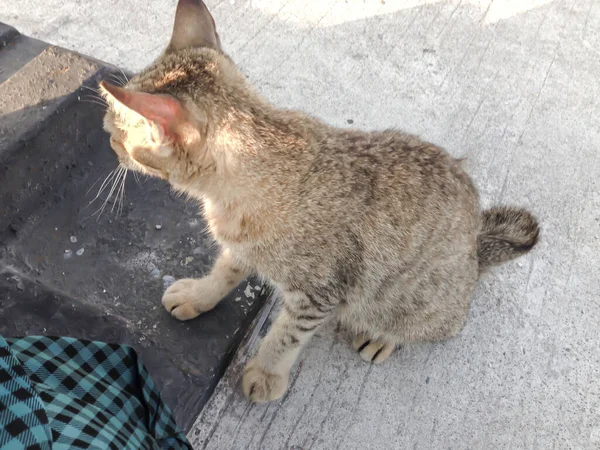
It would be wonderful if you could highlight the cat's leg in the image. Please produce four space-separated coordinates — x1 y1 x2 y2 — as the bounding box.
351 333 396 364
162 248 249 321
243 290 336 403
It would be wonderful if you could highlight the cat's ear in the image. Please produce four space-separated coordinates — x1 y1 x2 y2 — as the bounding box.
99 81 185 140
166 0 222 53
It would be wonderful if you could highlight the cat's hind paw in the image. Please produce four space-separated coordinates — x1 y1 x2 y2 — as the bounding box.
352 334 395 364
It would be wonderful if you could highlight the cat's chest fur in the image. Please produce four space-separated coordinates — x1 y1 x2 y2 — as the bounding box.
201 196 298 284
202 197 266 246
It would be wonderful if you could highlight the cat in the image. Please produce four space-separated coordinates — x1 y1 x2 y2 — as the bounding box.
100 0 539 403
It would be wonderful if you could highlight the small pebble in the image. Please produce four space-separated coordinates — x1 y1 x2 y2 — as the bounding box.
162 275 176 289
70 236 77 243
244 284 255 299
155 224 162 230
193 246 203 255
64 249 73 259
150 268 161 279
147 262 157 272
76 248 85 256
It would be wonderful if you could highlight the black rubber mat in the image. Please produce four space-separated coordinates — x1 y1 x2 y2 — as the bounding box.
0 23 267 431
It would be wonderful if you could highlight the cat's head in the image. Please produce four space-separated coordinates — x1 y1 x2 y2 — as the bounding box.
100 0 240 188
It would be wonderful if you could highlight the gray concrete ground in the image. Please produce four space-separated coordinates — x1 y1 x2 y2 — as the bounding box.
2 0 599 449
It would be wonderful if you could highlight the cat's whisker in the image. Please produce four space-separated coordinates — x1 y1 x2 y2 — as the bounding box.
80 97 109 108
112 68 130 85
82 168 118 219
113 168 127 216
132 171 142 187
80 90 106 101
94 167 122 219
83 167 120 210
94 165 125 220
81 95 107 104
119 74 129 86
107 73 125 86
80 85 102 94
107 71 129 87
117 168 128 217
80 95 105 102
119 179 127 216
85 169 111 197
118 68 129 83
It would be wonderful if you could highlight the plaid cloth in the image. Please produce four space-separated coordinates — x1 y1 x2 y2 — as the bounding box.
0 336 192 450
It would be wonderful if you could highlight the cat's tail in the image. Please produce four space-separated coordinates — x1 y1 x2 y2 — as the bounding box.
477 206 540 272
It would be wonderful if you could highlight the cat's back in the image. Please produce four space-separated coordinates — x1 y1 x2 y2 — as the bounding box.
306 127 478 211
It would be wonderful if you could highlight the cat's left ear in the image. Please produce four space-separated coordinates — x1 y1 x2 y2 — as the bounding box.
166 0 222 53
100 81 185 141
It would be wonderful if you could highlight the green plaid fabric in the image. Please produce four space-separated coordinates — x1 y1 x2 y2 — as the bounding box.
0 336 191 450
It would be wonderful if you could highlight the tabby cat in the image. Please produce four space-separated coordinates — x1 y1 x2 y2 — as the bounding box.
100 0 539 403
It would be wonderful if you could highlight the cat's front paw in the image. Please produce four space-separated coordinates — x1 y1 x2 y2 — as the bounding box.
242 358 288 403
161 278 217 321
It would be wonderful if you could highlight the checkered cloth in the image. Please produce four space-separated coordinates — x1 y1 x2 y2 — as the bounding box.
0 336 191 450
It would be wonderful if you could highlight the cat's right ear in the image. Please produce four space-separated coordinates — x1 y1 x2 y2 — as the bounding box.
166 0 222 53
99 81 186 143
